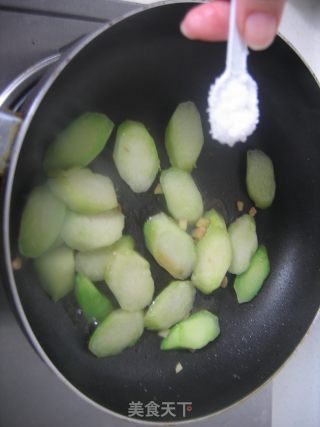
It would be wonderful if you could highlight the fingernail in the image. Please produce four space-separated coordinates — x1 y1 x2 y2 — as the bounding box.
244 13 277 50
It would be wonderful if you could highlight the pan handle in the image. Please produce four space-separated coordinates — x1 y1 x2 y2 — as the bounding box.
0 53 61 176
0 53 61 110
0 36 93 175
0 110 22 175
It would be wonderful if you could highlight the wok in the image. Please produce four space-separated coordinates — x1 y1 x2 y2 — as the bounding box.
1 1 320 423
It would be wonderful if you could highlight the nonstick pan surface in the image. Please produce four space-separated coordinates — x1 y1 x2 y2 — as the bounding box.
3 2 320 422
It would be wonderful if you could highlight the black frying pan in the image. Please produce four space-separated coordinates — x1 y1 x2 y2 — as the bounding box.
2 2 320 423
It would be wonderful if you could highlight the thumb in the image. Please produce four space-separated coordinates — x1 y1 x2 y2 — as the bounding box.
237 0 286 50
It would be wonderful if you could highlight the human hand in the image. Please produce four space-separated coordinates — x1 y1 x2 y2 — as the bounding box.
180 0 286 50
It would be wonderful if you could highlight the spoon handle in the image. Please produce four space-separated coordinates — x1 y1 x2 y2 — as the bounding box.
226 0 248 75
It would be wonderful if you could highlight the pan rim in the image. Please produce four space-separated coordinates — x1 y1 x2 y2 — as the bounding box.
2 0 320 424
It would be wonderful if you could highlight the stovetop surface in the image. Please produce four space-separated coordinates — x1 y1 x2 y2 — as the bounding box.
0 1 319 426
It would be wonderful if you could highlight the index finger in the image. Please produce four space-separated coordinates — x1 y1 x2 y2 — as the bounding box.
180 1 230 42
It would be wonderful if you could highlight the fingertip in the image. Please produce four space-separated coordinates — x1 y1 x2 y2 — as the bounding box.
180 11 198 40
237 0 285 50
244 12 277 50
180 4 210 40
180 2 230 42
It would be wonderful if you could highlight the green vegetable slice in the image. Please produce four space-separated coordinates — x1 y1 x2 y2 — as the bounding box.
234 245 270 303
19 186 66 258
75 273 113 322
89 309 144 357
192 225 232 294
44 112 114 176
34 245 74 301
204 209 227 230
228 214 258 275
246 149 276 209
144 212 196 280
62 208 124 252
48 168 117 214
165 101 204 172
113 120 160 193
144 280 196 331
160 167 203 223
105 248 154 312
160 310 220 351
75 235 134 282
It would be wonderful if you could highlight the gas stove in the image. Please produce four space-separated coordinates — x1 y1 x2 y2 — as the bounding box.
0 1 319 426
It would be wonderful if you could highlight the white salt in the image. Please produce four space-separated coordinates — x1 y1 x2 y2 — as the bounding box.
208 74 259 147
